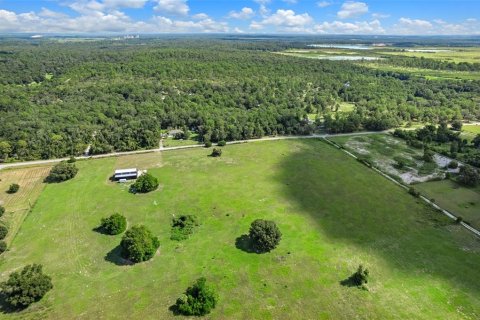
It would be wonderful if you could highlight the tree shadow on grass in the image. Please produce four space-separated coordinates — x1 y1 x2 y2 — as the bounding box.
104 245 134 266
168 303 182 316
276 139 480 309
0 294 26 314
92 226 108 235
235 234 268 254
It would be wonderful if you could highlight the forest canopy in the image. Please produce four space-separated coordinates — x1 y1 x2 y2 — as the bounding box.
0 38 479 161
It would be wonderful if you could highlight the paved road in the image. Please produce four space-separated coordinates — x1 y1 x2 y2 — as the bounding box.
0 130 388 171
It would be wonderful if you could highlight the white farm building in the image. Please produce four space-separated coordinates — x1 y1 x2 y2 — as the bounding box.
113 168 139 181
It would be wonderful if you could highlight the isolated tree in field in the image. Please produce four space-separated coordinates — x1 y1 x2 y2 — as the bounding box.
204 141 212 148
45 161 78 183
7 183 20 194
210 148 222 157
0 225 8 240
0 264 53 308
458 165 480 187
120 225 159 263
248 219 282 253
174 277 218 316
0 205 5 217
130 173 159 193
100 213 127 235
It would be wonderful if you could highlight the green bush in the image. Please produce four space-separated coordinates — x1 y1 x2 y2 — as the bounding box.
348 265 369 289
67 156 76 163
217 140 226 147
0 225 8 240
7 183 19 194
0 264 53 308
0 205 5 217
120 225 159 263
458 165 480 187
408 187 420 198
0 240 7 254
204 141 212 148
210 148 222 157
448 160 458 169
248 219 282 253
100 213 127 235
171 215 199 241
45 162 78 183
174 277 218 316
130 173 159 193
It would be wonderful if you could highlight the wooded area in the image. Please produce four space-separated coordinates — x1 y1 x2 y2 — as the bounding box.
0 38 479 161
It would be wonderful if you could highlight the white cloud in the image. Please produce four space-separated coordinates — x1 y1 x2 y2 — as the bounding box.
102 0 148 8
228 7 254 20
153 0 189 16
315 19 384 34
337 1 368 19
234 27 245 33
371 13 390 19
317 1 332 8
393 17 433 34
251 9 313 31
192 13 209 20
283 0 298 4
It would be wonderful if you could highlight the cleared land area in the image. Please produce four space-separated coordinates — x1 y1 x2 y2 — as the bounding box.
330 134 445 183
380 47 480 63
0 166 51 244
0 140 479 319
415 180 480 229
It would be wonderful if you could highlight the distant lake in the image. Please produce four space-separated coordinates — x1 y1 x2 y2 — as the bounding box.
307 44 372 50
318 55 380 61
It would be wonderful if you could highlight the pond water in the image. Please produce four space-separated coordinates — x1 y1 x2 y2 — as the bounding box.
307 44 372 50
318 55 381 61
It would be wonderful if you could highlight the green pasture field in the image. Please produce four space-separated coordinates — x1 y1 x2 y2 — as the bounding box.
380 47 480 63
0 140 480 319
415 179 480 229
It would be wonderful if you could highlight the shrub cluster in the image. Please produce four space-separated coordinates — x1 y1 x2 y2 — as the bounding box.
217 140 226 147
7 183 20 194
248 219 282 253
0 225 8 240
0 205 5 217
0 264 53 308
130 173 159 193
204 141 212 148
210 148 222 157
45 162 78 183
174 277 218 316
350 265 369 289
100 213 127 235
171 215 199 241
408 187 420 198
448 160 459 169
120 225 159 263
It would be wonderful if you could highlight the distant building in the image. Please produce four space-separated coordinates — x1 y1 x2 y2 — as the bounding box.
113 168 139 180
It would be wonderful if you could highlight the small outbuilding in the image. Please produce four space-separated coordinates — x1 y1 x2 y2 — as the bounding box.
113 168 139 181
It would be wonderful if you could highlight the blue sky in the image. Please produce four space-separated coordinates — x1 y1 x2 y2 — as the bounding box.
0 0 478 34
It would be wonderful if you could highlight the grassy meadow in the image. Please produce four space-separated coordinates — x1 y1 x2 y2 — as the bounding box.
0 140 480 319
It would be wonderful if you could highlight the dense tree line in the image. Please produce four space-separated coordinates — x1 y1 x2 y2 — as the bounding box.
0 39 479 161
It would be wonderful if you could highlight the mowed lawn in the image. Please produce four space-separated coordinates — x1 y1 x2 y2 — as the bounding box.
0 140 480 319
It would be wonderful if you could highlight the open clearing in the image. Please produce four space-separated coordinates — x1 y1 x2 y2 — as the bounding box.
0 166 51 244
0 140 480 319
329 134 447 184
415 179 480 229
